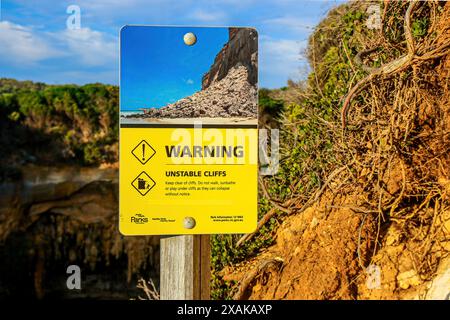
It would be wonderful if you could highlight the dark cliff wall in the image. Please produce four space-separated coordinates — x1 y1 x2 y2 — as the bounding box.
0 166 159 299
202 27 258 90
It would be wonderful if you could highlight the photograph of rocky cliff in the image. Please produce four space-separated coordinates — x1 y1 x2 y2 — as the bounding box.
121 27 258 125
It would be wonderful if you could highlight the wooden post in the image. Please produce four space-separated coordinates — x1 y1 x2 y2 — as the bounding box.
160 235 210 300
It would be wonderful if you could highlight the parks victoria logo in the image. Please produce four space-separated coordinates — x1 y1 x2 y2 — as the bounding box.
131 213 148 224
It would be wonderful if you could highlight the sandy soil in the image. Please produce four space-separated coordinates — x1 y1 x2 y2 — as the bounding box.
222 184 450 300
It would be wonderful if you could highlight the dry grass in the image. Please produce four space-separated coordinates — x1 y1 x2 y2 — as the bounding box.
135 278 160 300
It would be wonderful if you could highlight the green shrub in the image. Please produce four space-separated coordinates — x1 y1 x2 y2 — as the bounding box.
0 78 119 167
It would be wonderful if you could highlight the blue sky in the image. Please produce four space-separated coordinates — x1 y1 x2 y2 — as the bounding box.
0 0 346 88
121 26 228 111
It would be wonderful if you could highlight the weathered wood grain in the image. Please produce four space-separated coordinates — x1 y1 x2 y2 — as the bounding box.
160 235 210 300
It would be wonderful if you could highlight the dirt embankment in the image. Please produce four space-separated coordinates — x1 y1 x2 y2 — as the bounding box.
224 188 449 299
221 0 450 300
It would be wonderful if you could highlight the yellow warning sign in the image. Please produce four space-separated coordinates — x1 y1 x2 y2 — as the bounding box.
119 25 259 235
131 140 156 165
119 125 258 235
131 171 156 196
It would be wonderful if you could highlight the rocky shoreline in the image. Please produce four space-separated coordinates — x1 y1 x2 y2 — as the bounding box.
123 65 257 120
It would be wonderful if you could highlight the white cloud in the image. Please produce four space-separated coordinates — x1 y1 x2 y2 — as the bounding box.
0 21 62 65
57 70 118 85
188 9 228 23
259 37 308 86
0 21 118 70
263 16 317 35
76 0 152 9
55 27 118 67
186 79 194 85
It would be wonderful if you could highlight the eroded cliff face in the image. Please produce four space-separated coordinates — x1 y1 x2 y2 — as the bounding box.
128 65 257 119
0 166 159 299
202 28 258 90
